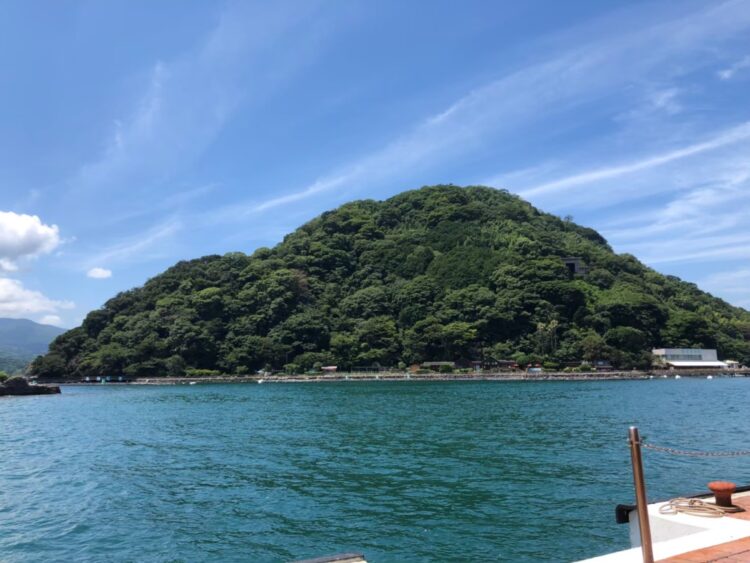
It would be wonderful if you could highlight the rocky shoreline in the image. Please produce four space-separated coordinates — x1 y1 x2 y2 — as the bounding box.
0 377 61 396
54 369 750 386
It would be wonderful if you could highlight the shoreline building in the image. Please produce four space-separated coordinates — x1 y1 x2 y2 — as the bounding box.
652 348 728 369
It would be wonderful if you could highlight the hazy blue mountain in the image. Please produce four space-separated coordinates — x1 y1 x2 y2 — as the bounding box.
0 318 65 373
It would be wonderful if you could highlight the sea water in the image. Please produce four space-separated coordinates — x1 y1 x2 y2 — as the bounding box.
2 378 749 562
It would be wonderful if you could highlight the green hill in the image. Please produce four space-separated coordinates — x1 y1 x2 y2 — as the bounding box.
0 318 65 374
32 185 750 379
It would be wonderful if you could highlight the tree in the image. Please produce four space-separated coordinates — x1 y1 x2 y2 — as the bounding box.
28 185 750 379
30 353 66 380
604 326 647 354
579 333 609 362
270 310 330 358
535 320 559 355
340 286 391 319
355 316 400 366
661 311 717 349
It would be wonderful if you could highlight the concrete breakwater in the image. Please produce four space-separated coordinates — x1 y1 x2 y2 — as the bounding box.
61 368 749 385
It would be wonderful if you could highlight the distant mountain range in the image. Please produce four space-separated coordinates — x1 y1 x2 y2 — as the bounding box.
0 318 65 374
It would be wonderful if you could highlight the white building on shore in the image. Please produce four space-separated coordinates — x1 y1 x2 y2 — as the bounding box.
652 348 728 369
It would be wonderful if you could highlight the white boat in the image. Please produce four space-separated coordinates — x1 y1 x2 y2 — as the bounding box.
580 427 750 563
580 486 750 562
258 379 264 384
674 374 681 379
707 375 713 379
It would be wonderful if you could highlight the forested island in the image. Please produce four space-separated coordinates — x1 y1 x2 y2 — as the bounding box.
31 185 750 380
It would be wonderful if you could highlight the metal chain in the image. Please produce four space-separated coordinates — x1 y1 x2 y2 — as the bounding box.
641 442 750 457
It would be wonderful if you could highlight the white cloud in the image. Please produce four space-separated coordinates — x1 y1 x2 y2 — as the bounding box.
70 3 335 203
87 267 112 279
649 88 682 114
517 121 750 198
0 211 60 270
216 0 750 220
0 278 74 318
576 130 750 268
718 55 750 79
39 315 62 326
83 218 181 268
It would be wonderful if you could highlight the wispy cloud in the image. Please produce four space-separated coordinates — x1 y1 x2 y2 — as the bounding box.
82 218 181 269
69 3 334 202
649 88 682 115
599 151 750 267
215 0 750 221
516 121 750 198
718 55 750 79
63 2 348 268
105 183 219 226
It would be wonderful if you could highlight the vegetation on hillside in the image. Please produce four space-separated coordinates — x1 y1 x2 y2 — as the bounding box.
31 186 750 379
0 353 30 375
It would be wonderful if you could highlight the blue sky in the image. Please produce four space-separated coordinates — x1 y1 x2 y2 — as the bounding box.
1 0 749 327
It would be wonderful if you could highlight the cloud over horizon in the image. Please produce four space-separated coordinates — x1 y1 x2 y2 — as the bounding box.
0 211 60 271
87 267 112 279
0 278 73 318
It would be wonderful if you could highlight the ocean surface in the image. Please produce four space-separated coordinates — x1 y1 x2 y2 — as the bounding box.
2 378 750 562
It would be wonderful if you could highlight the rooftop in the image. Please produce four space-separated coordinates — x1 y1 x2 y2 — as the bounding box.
666 361 728 368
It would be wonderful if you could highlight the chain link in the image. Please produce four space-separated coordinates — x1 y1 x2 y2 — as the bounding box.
641 442 750 457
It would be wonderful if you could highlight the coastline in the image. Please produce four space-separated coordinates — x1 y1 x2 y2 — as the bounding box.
57 369 750 385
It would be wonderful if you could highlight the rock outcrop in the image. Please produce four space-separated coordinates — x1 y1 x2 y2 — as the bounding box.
0 376 60 396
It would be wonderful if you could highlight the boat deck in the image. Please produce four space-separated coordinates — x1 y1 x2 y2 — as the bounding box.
660 536 750 562
659 494 750 562
581 491 750 562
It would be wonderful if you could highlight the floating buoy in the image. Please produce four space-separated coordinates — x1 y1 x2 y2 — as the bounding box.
707 375 713 380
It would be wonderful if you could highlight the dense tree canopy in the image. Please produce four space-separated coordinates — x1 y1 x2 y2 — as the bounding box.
32 185 750 379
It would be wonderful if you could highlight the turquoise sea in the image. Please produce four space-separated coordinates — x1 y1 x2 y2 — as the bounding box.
2 379 750 562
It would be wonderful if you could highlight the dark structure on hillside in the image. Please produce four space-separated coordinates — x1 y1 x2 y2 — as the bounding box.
563 256 588 277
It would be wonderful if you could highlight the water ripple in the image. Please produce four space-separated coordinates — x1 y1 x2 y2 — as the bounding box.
2 379 750 562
